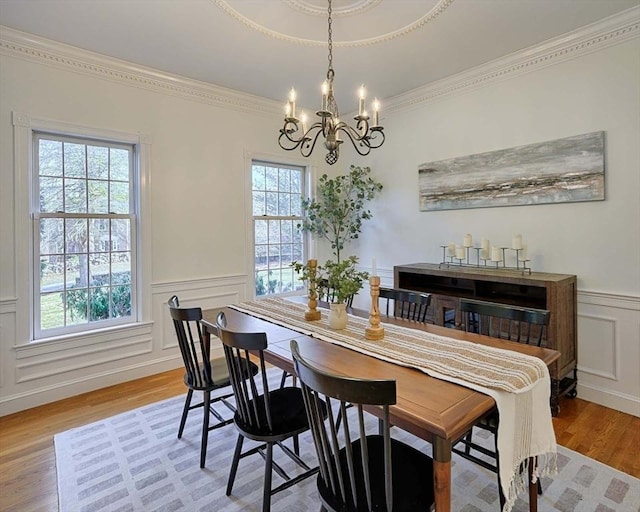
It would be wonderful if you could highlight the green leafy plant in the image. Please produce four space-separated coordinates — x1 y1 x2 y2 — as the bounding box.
291 256 369 304
298 165 383 262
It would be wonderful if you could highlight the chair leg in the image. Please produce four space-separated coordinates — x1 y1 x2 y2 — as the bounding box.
200 390 211 468
178 389 193 439
279 370 288 388
263 442 274 512
226 434 244 495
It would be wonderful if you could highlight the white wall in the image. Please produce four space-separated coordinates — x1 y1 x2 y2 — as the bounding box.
352 19 640 415
1 11 638 417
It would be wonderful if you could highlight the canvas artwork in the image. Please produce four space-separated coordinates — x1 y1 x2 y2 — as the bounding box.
418 131 605 211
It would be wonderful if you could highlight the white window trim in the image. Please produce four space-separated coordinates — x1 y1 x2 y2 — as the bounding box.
243 150 317 300
12 112 152 346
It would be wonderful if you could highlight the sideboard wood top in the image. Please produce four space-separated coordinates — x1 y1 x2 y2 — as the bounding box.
394 262 576 284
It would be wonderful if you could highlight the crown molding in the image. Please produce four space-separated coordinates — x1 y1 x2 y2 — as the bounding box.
0 26 283 118
384 5 640 114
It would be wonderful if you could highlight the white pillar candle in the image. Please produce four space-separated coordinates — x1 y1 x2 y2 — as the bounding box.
481 238 490 250
371 258 377 276
456 246 465 260
480 248 489 260
512 234 523 250
463 233 473 248
491 246 502 262
448 242 456 257
518 245 528 262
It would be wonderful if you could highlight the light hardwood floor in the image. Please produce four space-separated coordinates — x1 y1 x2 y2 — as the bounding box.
1 368 638 512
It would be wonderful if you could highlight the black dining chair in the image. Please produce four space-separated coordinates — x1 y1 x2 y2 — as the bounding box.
291 339 435 512
215 312 323 512
168 295 258 468
379 287 432 323
453 298 550 507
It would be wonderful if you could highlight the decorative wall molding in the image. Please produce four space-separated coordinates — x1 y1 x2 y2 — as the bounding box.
576 313 618 381
0 26 281 117
578 290 640 311
384 6 640 114
2 6 638 118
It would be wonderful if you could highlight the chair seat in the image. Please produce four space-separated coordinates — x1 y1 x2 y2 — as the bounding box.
234 386 315 439
318 435 435 512
184 357 258 390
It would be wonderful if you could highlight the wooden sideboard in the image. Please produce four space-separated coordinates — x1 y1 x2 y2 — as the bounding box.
394 262 577 415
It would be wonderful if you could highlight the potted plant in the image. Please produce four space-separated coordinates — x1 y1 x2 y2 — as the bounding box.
292 165 383 328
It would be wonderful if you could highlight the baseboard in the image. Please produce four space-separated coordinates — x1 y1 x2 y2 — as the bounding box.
0 356 182 417
576 381 640 418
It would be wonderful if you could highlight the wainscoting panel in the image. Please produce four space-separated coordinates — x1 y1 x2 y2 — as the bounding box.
577 291 640 417
0 275 248 416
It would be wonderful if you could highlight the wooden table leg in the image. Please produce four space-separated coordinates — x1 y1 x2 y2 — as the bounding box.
433 437 452 512
528 457 538 512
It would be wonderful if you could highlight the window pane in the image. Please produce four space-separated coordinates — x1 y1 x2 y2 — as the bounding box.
89 252 110 286
268 220 280 244
39 176 63 212
66 254 88 288
281 243 292 265
290 170 302 194
65 218 88 253
110 181 129 213
112 251 131 279
40 218 64 254
64 142 86 178
65 178 86 213
252 165 265 190
252 190 265 216
65 289 88 324
41 293 65 330
290 194 302 216
265 192 278 216
110 148 130 181
255 245 267 270
265 167 279 191
112 219 131 251
255 219 267 245
279 168 290 192
88 180 108 213
278 192 290 216
89 287 109 321
281 267 294 293
281 220 293 243
89 218 109 252
87 145 109 179
111 283 131 318
39 139 63 177
292 244 303 262
40 255 64 293
268 244 280 268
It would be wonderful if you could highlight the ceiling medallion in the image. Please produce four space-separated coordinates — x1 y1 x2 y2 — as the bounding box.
214 0 454 47
278 0 384 165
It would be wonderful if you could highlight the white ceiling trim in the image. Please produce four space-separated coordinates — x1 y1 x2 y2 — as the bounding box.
384 6 640 114
1 6 637 119
213 0 454 47
0 27 283 118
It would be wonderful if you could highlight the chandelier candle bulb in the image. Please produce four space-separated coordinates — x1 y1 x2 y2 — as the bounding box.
512 234 523 250
373 98 380 126
321 81 329 110
288 88 296 118
463 233 473 248
358 85 366 115
372 258 377 277
301 112 307 133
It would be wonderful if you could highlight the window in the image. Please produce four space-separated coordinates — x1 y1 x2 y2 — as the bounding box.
252 161 306 296
33 133 137 338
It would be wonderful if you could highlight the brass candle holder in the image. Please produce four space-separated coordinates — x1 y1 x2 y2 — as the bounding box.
305 259 322 321
365 275 384 340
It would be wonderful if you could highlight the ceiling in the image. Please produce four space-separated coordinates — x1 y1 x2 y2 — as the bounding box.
1 0 638 111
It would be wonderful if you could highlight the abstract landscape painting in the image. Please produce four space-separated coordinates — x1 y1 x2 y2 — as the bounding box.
418 131 605 211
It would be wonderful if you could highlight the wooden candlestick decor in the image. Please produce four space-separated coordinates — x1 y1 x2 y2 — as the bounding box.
365 275 384 340
305 259 322 321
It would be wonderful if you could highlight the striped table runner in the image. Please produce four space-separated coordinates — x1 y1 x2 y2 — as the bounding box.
229 297 557 512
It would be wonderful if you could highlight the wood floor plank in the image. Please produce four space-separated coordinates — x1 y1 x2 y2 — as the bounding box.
0 369 637 511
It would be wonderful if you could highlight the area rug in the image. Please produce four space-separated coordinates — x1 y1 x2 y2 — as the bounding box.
55 371 640 512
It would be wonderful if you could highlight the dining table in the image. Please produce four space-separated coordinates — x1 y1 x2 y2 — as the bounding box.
200 298 560 512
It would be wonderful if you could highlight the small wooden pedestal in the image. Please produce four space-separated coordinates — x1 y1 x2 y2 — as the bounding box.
365 276 384 340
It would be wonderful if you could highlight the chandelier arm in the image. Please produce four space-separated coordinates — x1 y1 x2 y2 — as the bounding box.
336 124 373 156
367 128 386 149
299 124 325 157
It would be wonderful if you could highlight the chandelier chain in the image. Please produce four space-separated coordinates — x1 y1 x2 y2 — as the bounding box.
327 0 333 79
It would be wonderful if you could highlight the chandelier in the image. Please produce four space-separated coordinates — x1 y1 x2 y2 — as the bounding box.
278 0 385 165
